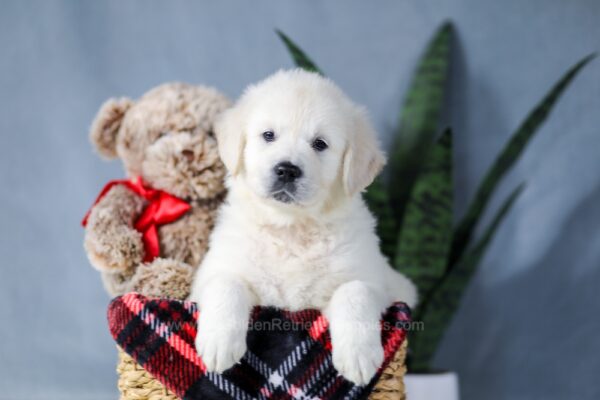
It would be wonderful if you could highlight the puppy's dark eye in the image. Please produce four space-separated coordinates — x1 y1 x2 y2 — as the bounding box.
312 138 328 152
262 131 276 142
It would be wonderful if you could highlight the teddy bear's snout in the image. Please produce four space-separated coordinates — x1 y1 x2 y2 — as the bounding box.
142 129 226 201
181 149 195 162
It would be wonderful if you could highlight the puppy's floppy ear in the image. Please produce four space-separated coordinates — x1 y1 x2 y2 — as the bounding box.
89 97 133 159
342 107 386 196
214 105 246 176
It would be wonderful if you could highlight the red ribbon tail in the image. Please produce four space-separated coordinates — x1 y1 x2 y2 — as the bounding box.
142 225 160 263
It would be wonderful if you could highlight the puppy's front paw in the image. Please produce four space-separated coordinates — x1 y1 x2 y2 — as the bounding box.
195 315 247 373
332 333 383 386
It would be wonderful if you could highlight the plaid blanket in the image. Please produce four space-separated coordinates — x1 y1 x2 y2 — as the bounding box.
108 293 410 400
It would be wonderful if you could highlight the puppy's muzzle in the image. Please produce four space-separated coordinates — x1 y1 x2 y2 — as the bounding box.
271 161 302 203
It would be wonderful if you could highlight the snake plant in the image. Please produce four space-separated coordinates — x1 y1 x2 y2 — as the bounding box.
276 25 594 372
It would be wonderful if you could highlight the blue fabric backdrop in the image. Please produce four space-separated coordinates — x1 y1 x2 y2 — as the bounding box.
1 1 599 399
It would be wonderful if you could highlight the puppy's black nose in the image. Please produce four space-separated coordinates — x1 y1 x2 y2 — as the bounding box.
274 161 302 183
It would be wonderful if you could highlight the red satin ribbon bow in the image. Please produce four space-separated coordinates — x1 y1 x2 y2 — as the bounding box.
82 177 191 263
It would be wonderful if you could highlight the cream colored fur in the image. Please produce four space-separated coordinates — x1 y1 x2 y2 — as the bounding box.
189 70 417 385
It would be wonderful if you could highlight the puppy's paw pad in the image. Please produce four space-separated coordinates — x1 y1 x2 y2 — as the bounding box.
332 341 383 386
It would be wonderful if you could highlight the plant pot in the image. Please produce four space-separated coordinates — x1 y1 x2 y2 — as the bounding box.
404 371 460 400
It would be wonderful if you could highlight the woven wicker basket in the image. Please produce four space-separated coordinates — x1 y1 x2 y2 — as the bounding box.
116 340 407 400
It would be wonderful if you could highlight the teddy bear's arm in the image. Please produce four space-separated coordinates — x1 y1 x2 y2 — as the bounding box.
84 185 146 272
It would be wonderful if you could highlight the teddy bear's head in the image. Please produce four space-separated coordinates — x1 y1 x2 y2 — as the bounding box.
90 83 230 201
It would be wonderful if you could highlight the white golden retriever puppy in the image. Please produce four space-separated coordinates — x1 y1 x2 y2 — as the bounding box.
189 69 417 385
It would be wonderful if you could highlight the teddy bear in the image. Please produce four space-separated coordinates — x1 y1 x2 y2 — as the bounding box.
83 82 230 300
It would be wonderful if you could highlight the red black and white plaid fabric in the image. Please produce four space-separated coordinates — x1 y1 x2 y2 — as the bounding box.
108 293 410 400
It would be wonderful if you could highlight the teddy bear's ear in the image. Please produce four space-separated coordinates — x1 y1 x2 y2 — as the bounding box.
214 105 246 176
89 97 133 159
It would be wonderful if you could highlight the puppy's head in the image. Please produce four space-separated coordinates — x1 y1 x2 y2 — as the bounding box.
216 69 385 210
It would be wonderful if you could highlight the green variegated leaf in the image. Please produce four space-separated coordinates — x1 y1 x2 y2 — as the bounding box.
276 30 323 74
364 178 397 261
409 184 524 371
449 54 596 267
388 22 453 225
395 129 453 299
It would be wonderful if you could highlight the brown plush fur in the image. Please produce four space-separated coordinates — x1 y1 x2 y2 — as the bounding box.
84 82 230 299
